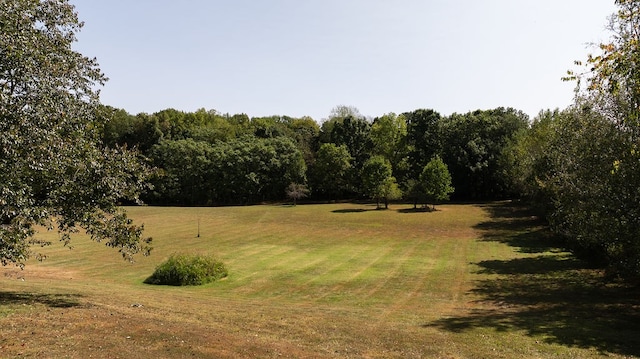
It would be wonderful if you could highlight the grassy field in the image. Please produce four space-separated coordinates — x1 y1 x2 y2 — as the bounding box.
1 202 639 358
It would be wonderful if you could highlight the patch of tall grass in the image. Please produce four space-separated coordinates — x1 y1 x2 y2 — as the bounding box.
144 254 227 286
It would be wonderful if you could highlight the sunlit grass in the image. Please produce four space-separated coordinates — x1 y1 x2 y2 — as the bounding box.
1 202 638 358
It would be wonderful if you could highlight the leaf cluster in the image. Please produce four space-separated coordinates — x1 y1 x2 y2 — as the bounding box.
1 0 151 267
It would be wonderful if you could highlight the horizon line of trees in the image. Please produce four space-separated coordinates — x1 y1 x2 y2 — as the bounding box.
100 105 530 207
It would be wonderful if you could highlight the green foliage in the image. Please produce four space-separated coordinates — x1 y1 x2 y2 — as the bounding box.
288 117 320 166
370 113 409 180
101 107 163 152
526 1 640 280
361 156 401 208
419 156 454 209
327 116 372 172
0 0 152 267
94 101 534 206
511 105 640 277
441 108 529 199
310 143 353 200
566 0 640 130
503 109 561 216
145 254 228 286
148 137 306 205
404 109 443 179
379 176 402 208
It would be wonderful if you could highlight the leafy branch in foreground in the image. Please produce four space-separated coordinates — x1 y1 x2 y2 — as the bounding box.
0 0 152 267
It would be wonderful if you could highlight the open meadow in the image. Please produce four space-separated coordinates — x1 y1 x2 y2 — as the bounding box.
1 202 639 358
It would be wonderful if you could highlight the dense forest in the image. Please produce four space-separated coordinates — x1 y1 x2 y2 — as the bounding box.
100 105 529 205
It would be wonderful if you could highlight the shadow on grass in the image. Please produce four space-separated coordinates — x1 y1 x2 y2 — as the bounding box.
331 204 383 213
474 201 561 254
425 201 640 357
396 207 439 214
332 208 368 213
0 291 83 308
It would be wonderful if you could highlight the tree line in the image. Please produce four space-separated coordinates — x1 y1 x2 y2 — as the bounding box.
99 106 529 206
506 0 640 280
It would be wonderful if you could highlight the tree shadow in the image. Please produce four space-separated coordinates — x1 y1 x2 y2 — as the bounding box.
424 201 640 357
474 201 562 254
396 207 439 214
331 208 368 213
331 204 381 213
0 291 83 308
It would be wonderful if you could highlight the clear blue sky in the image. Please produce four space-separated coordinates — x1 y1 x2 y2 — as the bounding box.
70 0 616 121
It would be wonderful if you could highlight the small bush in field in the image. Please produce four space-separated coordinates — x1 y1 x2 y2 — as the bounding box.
144 254 228 286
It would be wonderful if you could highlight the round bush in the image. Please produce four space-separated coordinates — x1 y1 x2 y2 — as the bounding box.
144 254 228 286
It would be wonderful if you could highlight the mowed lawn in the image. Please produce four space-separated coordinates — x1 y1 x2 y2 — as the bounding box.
1 202 639 358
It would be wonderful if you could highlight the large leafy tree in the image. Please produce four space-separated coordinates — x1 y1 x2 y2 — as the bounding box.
369 113 409 181
361 156 400 209
441 108 528 199
552 0 640 278
0 0 152 266
328 115 371 170
404 109 443 180
566 0 640 131
310 143 352 200
288 116 319 167
503 110 560 216
418 156 454 210
101 107 163 153
147 139 213 205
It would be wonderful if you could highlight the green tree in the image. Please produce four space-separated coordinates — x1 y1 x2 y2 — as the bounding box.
508 106 631 272
148 137 306 205
361 156 394 209
419 157 454 210
441 108 529 199
0 0 152 266
555 0 640 279
329 115 371 170
147 139 213 205
289 117 320 166
102 108 163 153
370 113 409 180
566 0 640 131
320 105 370 171
404 109 443 180
404 179 426 209
257 137 307 201
310 143 352 200
318 105 363 144
250 115 292 139
379 176 402 209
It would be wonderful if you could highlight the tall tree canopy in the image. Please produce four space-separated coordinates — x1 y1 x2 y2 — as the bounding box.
418 156 454 210
441 108 529 199
513 0 640 279
370 113 409 180
404 109 443 181
0 0 151 267
310 143 352 200
361 156 400 209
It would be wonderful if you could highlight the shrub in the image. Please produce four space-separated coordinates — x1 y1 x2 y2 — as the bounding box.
144 254 228 286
